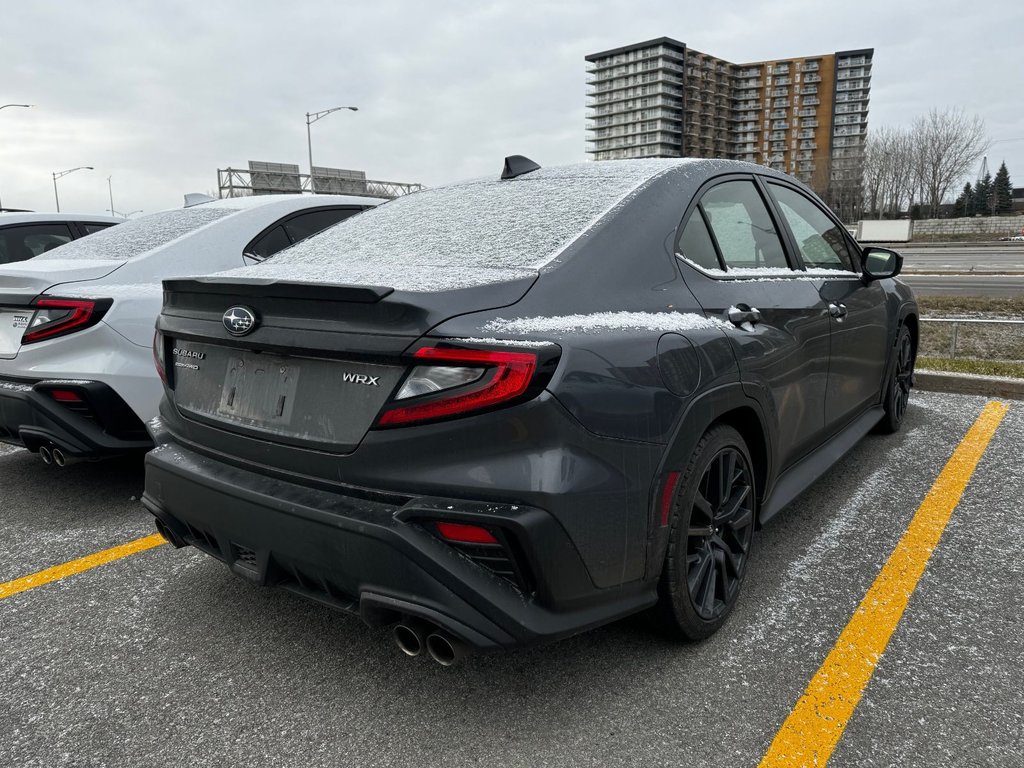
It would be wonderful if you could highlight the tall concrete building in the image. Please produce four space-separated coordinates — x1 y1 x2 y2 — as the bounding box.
585 38 872 195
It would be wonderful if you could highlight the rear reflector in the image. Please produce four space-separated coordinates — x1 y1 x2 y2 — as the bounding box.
434 521 499 545
659 471 682 526
49 389 83 403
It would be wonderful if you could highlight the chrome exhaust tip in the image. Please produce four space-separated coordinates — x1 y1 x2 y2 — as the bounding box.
51 447 67 467
39 445 53 465
426 631 467 667
393 622 427 657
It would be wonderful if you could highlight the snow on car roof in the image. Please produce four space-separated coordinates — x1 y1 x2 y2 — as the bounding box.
35 207 237 262
208 159 698 292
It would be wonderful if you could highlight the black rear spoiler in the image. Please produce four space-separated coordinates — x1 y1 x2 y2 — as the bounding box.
162 277 393 304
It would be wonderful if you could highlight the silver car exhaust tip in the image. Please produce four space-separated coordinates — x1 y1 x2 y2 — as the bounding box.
393 622 428 657
39 445 53 465
51 447 67 467
425 631 468 667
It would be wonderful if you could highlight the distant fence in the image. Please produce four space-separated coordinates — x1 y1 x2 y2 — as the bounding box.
921 317 1024 360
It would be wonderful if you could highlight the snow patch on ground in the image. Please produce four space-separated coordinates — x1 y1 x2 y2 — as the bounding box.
485 311 728 336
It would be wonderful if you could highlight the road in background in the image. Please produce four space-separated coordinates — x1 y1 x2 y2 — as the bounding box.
901 274 1024 297
898 244 1024 274
870 242 1024 297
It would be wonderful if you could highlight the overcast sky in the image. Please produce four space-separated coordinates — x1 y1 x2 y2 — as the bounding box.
2 0 1022 215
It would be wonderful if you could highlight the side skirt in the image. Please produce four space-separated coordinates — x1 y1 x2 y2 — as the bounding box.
759 405 884 525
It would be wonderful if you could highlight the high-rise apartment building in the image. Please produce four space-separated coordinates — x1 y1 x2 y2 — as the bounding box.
585 38 872 195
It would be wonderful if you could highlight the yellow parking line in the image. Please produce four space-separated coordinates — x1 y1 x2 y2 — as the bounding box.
760 400 1009 767
0 533 166 601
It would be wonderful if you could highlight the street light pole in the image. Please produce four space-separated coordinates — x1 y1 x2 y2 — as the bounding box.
52 166 94 212
107 176 114 217
305 106 358 191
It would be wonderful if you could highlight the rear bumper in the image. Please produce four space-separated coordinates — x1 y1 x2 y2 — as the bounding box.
0 376 152 456
142 438 658 651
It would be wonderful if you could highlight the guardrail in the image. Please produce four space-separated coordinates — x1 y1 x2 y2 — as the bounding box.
921 317 1024 358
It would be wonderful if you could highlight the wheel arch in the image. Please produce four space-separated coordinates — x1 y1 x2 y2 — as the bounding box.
645 383 774 579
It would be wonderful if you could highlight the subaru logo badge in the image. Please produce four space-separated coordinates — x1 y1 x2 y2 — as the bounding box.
223 306 257 336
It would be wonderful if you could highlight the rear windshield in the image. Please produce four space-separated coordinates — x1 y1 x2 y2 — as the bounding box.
214 160 687 288
37 207 236 262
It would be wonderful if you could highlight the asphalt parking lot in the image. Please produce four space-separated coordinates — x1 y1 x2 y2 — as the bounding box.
1 391 1021 767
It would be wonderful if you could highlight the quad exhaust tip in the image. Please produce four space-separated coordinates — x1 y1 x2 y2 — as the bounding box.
393 622 426 657
52 447 67 467
39 445 52 465
426 631 466 667
392 619 470 666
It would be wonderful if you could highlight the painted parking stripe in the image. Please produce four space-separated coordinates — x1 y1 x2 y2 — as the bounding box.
0 533 166 601
759 400 1009 767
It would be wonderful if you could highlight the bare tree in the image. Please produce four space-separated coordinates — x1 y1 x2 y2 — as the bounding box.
911 107 989 215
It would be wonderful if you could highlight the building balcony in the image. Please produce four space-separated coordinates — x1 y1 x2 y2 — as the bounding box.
799 141 817 150
838 56 868 68
802 98 820 106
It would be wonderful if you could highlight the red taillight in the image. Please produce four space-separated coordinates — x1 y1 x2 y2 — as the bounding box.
49 389 83 403
377 346 538 427
434 521 499 545
22 298 108 344
659 471 682 526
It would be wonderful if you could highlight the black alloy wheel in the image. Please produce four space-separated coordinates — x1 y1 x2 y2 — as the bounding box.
878 325 914 434
655 425 756 640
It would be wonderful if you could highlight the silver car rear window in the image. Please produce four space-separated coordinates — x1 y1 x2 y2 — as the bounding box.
37 208 236 262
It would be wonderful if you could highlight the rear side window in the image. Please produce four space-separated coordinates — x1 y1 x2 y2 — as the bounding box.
282 208 361 244
246 226 291 260
676 212 722 271
79 222 116 235
0 223 74 264
701 181 789 271
768 184 855 271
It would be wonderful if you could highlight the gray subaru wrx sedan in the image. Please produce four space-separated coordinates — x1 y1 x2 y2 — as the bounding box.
143 157 917 664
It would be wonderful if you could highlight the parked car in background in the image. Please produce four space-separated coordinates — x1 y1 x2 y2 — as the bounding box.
0 193 379 464
143 157 917 663
0 211 121 265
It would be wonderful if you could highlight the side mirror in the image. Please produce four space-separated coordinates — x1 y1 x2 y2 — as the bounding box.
861 247 903 280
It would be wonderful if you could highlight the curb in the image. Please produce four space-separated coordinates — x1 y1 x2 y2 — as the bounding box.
915 371 1024 400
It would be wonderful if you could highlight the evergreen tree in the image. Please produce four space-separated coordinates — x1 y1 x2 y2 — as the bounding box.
953 182 975 217
974 172 993 215
993 162 1013 214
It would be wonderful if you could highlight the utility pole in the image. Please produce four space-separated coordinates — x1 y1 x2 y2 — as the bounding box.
305 106 358 191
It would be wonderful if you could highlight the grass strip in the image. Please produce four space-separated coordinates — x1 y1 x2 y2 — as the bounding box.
917 356 1024 378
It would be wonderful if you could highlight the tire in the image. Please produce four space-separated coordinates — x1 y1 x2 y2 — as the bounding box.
876 325 914 435
654 424 756 641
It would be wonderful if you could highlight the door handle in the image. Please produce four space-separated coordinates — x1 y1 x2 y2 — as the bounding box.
727 305 762 326
828 303 848 319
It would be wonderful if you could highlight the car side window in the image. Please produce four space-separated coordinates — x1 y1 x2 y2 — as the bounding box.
676 210 722 271
700 181 789 271
282 208 361 244
0 223 75 263
768 184 855 271
246 225 291 260
79 222 116 235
